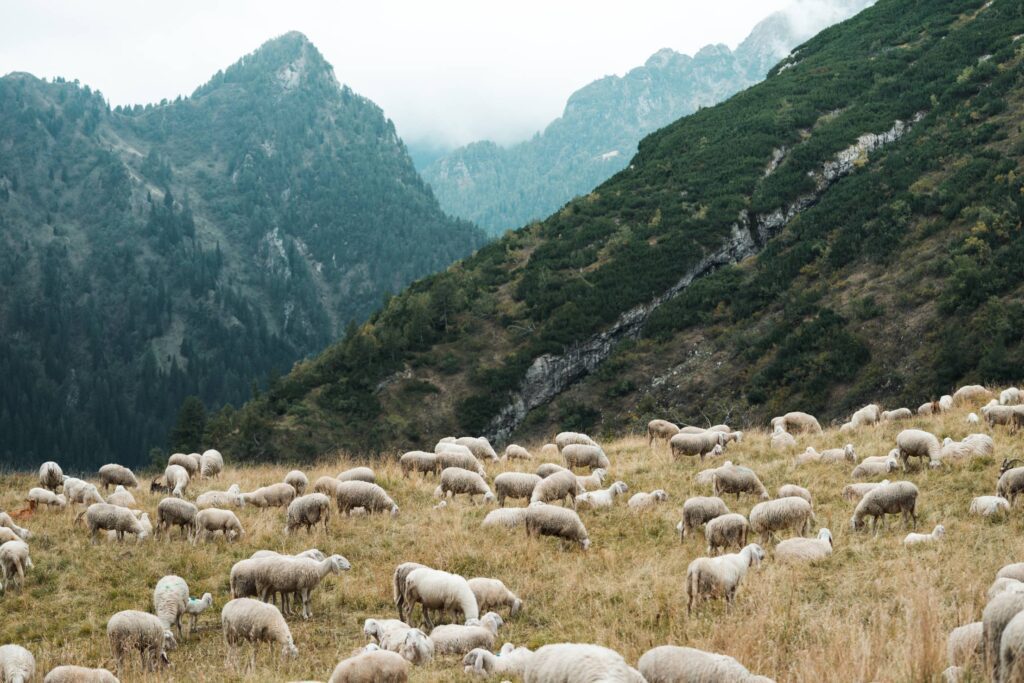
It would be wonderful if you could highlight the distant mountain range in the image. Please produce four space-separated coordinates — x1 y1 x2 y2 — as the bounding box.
420 0 875 235
0 32 484 469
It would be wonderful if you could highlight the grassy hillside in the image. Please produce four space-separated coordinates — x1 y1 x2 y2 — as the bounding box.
0 392 1018 681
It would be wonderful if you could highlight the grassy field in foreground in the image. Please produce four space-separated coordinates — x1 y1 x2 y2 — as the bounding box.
0 402 1020 682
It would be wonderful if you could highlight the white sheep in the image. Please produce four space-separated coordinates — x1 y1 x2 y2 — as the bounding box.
200 449 224 478
494 472 541 506
554 432 598 449
65 479 104 509
694 461 733 488
989 578 1024 602
954 384 993 405
26 487 67 510
430 612 504 655
627 490 669 511
882 408 913 421
0 541 32 591
647 419 681 446
983 590 1024 681
184 593 214 636
504 444 533 460
704 513 750 555
539 443 560 459
392 562 428 620
842 480 889 503
107 610 176 672
467 578 522 617
161 464 190 498
686 543 765 613
338 466 377 483
105 485 135 508
194 508 244 544
904 524 945 547
771 411 823 434
0 644 35 683
536 463 570 478
770 427 797 452
524 503 590 550
638 645 773 682
775 528 833 562
481 508 529 529
967 412 981 426
970 496 1011 517
852 457 898 479
998 465 1024 505
463 643 535 677
941 434 995 462
454 436 498 461
999 563 1024 582
0 513 30 541
80 503 149 544
562 444 610 470
575 468 607 492
776 484 812 503
983 403 1024 429
383 627 434 665
947 621 983 671
284 470 308 495
576 481 628 510
196 487 244 509
327 649 410 682
155 498 198 540
38 461 64 491
999 609 1024 682
896 429 941 471
713 465 769 501
241 482 296 508
1001 387 1022 405
522 643 644 683
286 493 332 534
168 453 200 477
436 448 486 476
434 468 496 504
850 481 919 534
256 554 351 619
97 464 139 491
335 481 399 516
42 665 119 682
400 451 438 477
530 469 584 508
848 403 882 429
748 497 814 543
679 496 730 540
153 575 190 640
670 432 725 461
221 598 298 659
402 567 479 628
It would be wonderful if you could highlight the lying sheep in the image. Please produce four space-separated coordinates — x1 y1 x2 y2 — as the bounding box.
481 508 529 529
947 621 983 671
851 481 919 534
241 482 296 508
401 567 478 628
27 487 67 510
42 665 119 682
842 480 889 503
575 468 607 492
882 408 913 421
400 451 438 477
970 496 1011 517
494 472 541 506
200 449 223 478
686 543 765 613
524 503 590 551
221 598 298 659
81 503 149 544
647 419 681 446
196 486 244 509
714 465 769 501
941 434 995 462
256 554 351 620
153 575 190 639
562 444 610 471
328 649 409 682
904 524 945 547
336 481 399 516
522 643 643 683
434 468 496 504
852 457 898 479
286 493 332 534
670 432 725 461
705 513 749 555
39 461 64 491
770 427 797 452
679 496 730 540
504 444 533 460
822 444 857 463
638 645 773 683
530 469 583 508
463 643 535 678
284 470 308 496
430 612 504 655
0 540 32 590
194 508 244 544
107 610 176 671
155 498 198 540
576 481 628 510
776 528 833 562
628 489 668 511
777 484 812 503
467 578 522 617
896 429 941 471
105 485 136 508
749 497 814 544
98 464 139 491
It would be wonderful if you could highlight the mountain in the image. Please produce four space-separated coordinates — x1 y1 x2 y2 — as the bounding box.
0 32 485 470
420 0 875 235
221 0 1024 462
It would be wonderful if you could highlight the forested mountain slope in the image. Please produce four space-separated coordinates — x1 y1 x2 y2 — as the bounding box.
0 32 484 469
421 1 873 234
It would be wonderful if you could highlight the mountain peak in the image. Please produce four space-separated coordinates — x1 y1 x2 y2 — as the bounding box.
196 31 338 97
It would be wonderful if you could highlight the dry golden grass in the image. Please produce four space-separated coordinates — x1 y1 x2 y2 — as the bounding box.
0 399 1021 682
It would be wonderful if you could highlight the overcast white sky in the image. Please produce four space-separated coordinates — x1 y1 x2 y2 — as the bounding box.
0 1 798 147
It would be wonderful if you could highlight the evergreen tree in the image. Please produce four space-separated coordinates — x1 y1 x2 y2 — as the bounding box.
170 396 206 453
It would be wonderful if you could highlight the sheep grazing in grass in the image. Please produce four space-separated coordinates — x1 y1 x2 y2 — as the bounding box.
328 649 410 682
713 465 769 501
43 665 119 682
983 590 1024 682
896 429 941 471
686 543 765 613
155 498 198 541
999 564 1024 583
401 567 478 628
904 524 945 547
554 432 598 449
400 451 439 477
153 575 190 640
852 457 898 479
284 470 308 496
454 437 498 462
850 481 919 534
947 621 983 671
999 610 1024 683
776 529 833 563
748 497 814 544
647 419 681 446
562 444 610 471
38 461 64 491
221 598 298 659
196 486 244 509
97 464 139 491
467 578 522 617
0 513 30 541
338 466 377 483
842 480 889 503
241 482 296 508
575 468 607 492
26 487 66 510
256 554 351 620
882 408 913 422
530 469 584 508
65 479 104 509
313 476 344 498
670 431 725 461
168 453 200 477
504 444 533 460
80 503 149 544
705 513 750 555
200 449 223 478
536 463 570 478
0 528 20 544
770 427 797 452
941 434 995 463
521 643 643 683
481 508 529 529
997 465 1024 506
193 508 244 544
0 541 32 590
971 496 1011 517
982 404 1024 430
493 472 541 506
105 485 135 509
848 403 882 429
392 562 428 621
576 481 628 510
286 493 332 534
524 503 590 551
335 481 399 517
638 645 774 683
679 496 730 540
1001 387 1022 405
0 644 35 683
107 610 176 672
628 489 668 511
436 450 487 477
434 468 496 504
463 643 535 677
954 384 993 406
430 612 504 655
161 464 190 498
777 484 812 503
771 411 822 434
694 461 733 488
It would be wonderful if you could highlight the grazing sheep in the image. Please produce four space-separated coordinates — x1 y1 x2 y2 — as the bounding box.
43 665 119 682
481 508 529 529
999 610 1024 682
454 437 498 462
968 412 981 426
576 481 628 510
97 464 139 491
522 643 643 683
851 481 919 534
430 612 504 655
896 429 941 471
0 528 19 544
196 487 244 509
284 470 308 496
647 419 681 446
401 567 478 628
161 464 190 498
904 524 945 547
194 508 244 544
748 497 814 544
990 579 1024 602
1000 388 1022 405
842 480 888 503
221 598 298 658
392 563 429 621
504 444 533 460
200 449 224 478
705 513 750 555
26 487 67 510
982 404 1024 430
942 434 995 462
536 463 570 478
363 617 411 648
771 412 823 434
107 610 176 672
0 541 32 590
998 466 1024 506
776 529 833 562
638 645 773 683
670 432 726 461
794 447 822 466
467 578 522 617
770 427 798 452
848 404 882 429
256 554 351 620
628 490 669 511
494 472 541 506
38 461 63 491
554 432 598 449
983 590 1024 681
524 503 590 551
328 649 409 683
184 593 214 635
0 513 29 541
105 485 135 508
155 498 199 540
686 543 765 613
777 484 812 503
970 496 1011 517
435 450 487 477
575 468 607 492
694 461 733 488
338 467 376 483
954 384 993 405
400 451 438 477
434 468 496 504
852 457 898 479
0 645 35 683
530 469 584 508
313 476 344 498
680 496 731 540
241 482 296 508
562 444 610 471
999 564 1024 582
713 465 769 501
65 479 104 509
168 453 200 477
947 621 983 670
463 644 535 677
335 481 399 517
882 408 913 421
153 575 190 639
80 503 148 544
286 493 332 534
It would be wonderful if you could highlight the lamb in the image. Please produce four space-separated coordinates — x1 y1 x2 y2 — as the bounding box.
434 467 496 504
904 524 945 547
399 451 438 477
748 497 814 543
105 485 135 508
776 528 833 562
562 444 610 470
467 578 522 617
392 562 429 621
777 484 812 503
530 469 584 508
970 496 1011 517
494 472 541 506
97 464 139 490
852 457 898 479
221 598 298 658
896 429 941 471
401 567 478 628
184 593 214 635
647 419 681 446
286 493 332 534
554 432 598 449
435 450 487 477
537 463 570 478
463 643 535 677
770 427 797 452
194 508 244 543
155 498 198 540
106 610 176 671
628 489 669 511
338 466 377 483
713 465 769 501
42 665 119 682
80 503 149 544
983 590 1024 681
670 431 726 461
481 508 529 529
954 384 993 405
842 480 889 503
686 543 766 613
882 408 913 421
524 503 591 551
576 481 629 510
522 643 643 683
26 487 67 510
575 469 607 492
284 470 308 495
153 575 190 639
504 444 533 460
196 486 244 509
0 541 32 590
998 466 1024 505
705 513 750 555
679 496 731 540
38 461 63 491
771 411 823 434
429 612 504 655
200 449 224 478
162 464 190 498
850 481 919 534
241 482 296 508
0 645 35 683
328 649 409 682
637 645 774 683
255 554 351 619
968 412 981 426
947 621 983 670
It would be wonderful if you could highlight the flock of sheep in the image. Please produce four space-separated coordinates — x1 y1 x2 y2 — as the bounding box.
1 383 1024 680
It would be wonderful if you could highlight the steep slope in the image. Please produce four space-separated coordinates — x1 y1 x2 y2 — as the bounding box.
421 0 873 235
0 32 484 469
225 0 1024 462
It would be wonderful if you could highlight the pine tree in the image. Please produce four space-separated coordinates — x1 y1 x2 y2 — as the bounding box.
170 396 206 453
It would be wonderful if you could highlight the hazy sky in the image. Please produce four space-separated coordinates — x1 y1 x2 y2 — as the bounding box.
0 1 801 147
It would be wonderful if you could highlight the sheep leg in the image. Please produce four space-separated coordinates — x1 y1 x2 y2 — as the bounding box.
302 588 312 619
423 606 435 630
